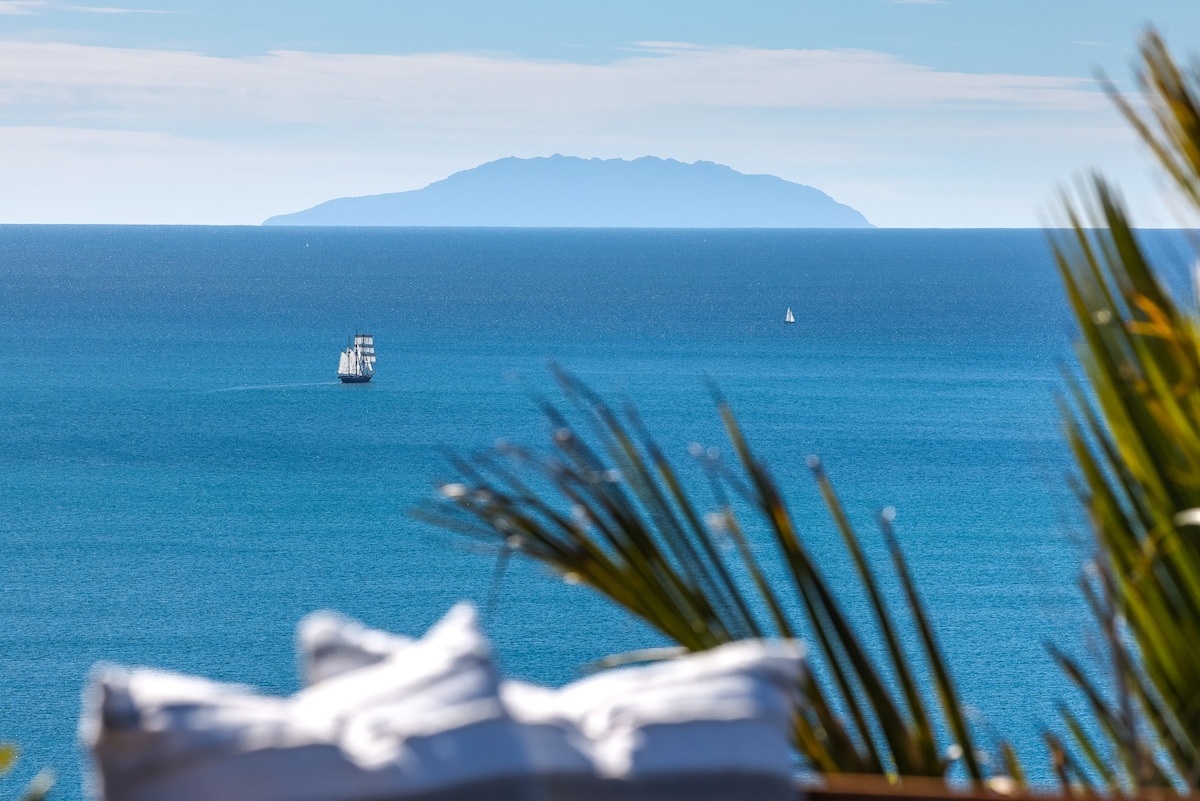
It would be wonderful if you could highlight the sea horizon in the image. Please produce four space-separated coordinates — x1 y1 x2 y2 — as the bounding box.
0 223 1192 230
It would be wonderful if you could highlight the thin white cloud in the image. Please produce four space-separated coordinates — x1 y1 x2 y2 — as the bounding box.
0 40 1103 129
0 1 163 13
63 5 167 12
0 0 44 14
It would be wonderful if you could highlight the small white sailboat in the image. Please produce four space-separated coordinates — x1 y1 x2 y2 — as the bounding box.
338 333 376 383
784 307 795 324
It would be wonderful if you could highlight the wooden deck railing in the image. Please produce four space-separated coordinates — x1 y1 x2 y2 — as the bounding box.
804 776 1063 801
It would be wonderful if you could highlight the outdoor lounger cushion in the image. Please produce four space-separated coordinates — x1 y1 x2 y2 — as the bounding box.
301 611 805 801
298 610 413 688
83 605 803 801
81 604 536 801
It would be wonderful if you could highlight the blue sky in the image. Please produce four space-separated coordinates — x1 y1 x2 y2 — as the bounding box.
1 1 1198 225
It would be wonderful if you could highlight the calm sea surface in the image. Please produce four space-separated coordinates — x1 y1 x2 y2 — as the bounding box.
0 226 1189 796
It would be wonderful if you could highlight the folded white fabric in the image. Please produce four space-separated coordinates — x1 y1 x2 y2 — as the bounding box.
506 641 802 781
82 604 536 801
84 606 804 801
297 611 412 687
300 612 804 800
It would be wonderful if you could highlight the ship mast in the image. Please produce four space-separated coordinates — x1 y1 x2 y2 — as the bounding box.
353 334 375 376
337 333 376 382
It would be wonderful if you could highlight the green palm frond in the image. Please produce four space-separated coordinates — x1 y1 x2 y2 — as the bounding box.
419 367 1006 784
1050 28 1200 794
0 743 52 801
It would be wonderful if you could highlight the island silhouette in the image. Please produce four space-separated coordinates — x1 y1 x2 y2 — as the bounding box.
263 155 872 228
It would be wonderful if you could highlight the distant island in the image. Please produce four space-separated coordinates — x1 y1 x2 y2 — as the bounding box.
263 155 872 228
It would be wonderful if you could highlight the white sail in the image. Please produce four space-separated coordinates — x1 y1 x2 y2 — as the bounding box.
356 334 376 367
784 307 795 324
338 333 376 380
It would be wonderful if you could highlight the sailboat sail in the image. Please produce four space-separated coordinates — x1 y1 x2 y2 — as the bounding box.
784 307 795 324
355 334 376 367
338 333 376 382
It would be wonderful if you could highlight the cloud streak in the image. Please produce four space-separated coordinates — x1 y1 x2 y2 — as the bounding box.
0 0 161 13
62 5 167 13
0 1 43 14
0 39 1104 130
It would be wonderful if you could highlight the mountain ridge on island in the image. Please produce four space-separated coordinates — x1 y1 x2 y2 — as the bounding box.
263 155 872 228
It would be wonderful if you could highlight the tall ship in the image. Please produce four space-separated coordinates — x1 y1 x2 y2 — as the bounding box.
337 333 376 383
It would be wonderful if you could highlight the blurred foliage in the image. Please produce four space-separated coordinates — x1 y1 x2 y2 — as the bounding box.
420 368 1017 786
0 743 51 801
1048 29 1200 795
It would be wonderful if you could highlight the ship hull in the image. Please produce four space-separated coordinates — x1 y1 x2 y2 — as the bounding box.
338 374 373 383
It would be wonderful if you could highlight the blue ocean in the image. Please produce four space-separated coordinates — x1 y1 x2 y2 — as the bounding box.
0 226 1185 797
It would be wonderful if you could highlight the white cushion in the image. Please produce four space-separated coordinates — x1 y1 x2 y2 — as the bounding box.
82 603 535 801
297 611 596 777
297 611 412 687
300 613 804 789
506 641 802 781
